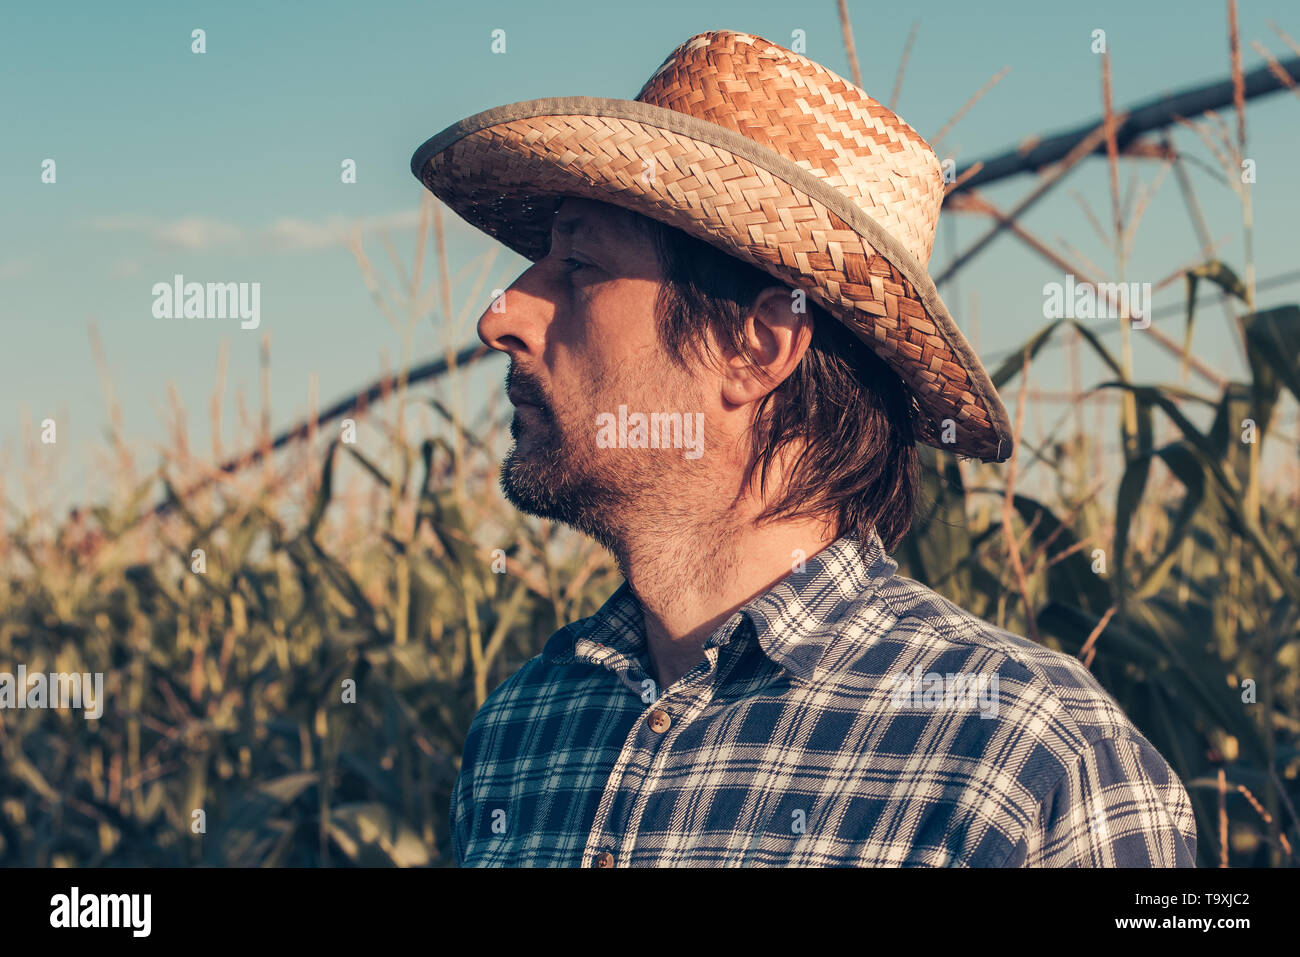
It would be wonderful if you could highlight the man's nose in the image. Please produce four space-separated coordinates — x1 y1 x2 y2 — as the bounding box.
477 263 550 358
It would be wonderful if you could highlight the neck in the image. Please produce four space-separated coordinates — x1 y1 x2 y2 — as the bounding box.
610 509 838 693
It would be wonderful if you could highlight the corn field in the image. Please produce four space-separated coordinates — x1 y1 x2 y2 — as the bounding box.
2 243 1296 866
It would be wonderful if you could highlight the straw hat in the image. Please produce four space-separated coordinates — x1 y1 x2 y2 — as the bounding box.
410 29 1013 462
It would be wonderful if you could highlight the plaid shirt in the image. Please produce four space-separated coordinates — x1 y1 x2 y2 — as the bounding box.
449 531 1198 867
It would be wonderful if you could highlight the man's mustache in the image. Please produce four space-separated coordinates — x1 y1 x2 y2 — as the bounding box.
505 364 551 413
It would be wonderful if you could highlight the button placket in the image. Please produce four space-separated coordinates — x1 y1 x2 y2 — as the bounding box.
580 684 663 868
617 660 727 859
589 647 724 867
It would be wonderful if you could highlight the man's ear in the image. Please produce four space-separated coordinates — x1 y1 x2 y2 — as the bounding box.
720 286 813 408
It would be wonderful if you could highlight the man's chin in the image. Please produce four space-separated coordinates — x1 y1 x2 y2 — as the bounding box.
500 446 570 516
499 457 556 518
499 448 622 545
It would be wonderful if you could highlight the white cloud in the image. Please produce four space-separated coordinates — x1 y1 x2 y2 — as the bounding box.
266 210 424 250
0 257 35 280
106 258 142 278
88 215 244 249
86 209 435 252
154 217 244 249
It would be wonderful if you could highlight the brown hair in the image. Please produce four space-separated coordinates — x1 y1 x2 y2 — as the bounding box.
636 217 921 551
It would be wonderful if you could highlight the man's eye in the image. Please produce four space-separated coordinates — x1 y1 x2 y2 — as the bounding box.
561 257 591 274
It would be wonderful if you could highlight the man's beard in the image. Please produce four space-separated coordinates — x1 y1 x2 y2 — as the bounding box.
499 391 628 551
499 362 704 558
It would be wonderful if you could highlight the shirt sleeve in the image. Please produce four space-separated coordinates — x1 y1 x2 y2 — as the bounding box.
1009 734 1198 867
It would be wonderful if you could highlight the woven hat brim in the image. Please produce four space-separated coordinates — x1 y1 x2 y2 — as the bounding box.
411 96 1013 463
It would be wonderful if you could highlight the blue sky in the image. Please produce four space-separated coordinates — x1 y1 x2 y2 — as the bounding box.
4 0 1299 514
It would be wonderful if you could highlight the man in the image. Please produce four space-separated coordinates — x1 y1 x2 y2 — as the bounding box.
410 30 1197 866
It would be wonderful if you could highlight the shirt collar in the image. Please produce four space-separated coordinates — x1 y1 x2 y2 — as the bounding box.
542 530 898 681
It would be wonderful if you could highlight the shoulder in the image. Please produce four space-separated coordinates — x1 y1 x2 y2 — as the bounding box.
460 651 560 762
863 571 1142 749
459 612 603 763
821 571 1197 864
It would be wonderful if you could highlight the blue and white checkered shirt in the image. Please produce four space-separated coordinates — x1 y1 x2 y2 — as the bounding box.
449 531 1198 866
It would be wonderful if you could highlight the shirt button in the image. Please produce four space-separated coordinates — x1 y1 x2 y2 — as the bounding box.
595 851 615 868
648 708 671 733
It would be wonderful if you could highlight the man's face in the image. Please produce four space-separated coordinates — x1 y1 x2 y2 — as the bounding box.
476 197 711 548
